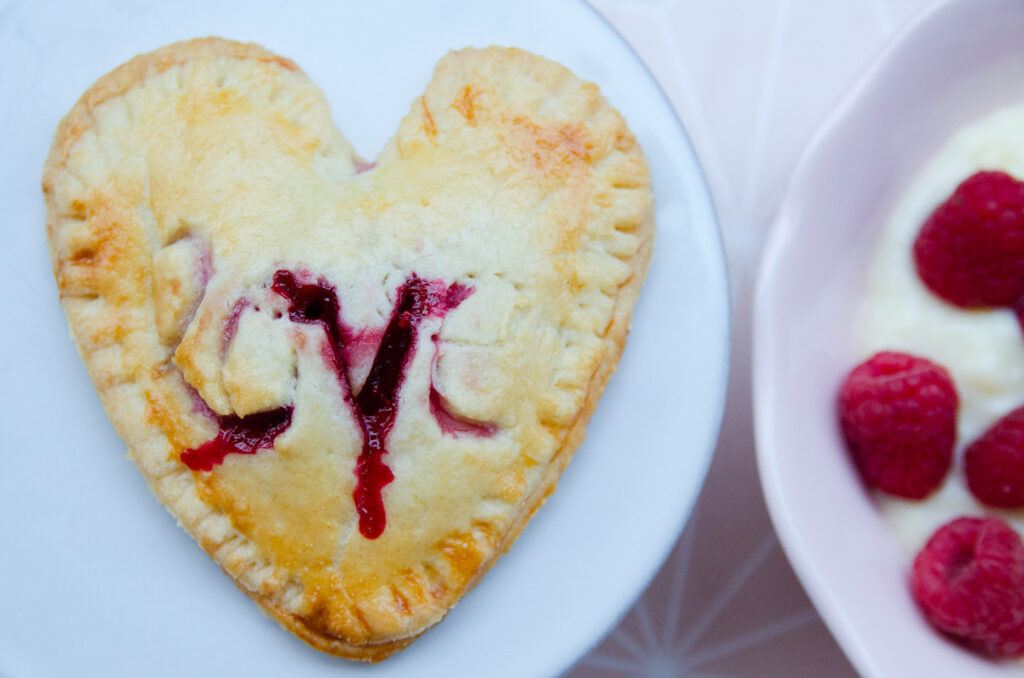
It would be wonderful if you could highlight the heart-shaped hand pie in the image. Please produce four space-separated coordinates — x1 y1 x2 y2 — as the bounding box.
43 38 652 660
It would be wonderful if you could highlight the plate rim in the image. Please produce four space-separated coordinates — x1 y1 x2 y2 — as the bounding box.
0 1 731 675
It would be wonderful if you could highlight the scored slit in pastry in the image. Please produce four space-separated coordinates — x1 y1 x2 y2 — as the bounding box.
43 38 653 661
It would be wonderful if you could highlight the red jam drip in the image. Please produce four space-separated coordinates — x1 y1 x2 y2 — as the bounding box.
182 270 475 539
221 298 250 357
181 407 293 472
429 386 498 437
350 277 442 538
271 271 348 383
270 270 470 539
428 333 498 437
353 159 376 174
1015 303 1024 335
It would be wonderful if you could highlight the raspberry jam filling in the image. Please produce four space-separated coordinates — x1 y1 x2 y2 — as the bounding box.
271 270 348 377
428 334 498 437
347 275 466 538
429 386 498 437
221 298 250 357
180 407 294 472
182 269 475 540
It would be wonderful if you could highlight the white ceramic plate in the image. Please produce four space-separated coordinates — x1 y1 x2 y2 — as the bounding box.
0 1 729 676
755 0 1024 675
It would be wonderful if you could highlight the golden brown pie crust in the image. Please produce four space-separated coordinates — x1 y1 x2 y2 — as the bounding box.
43 37 653 660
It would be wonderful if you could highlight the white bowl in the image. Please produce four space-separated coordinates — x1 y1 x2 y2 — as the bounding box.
754 0 1024 675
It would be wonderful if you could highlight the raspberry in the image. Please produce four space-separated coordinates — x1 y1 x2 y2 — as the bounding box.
913 171 1024 310
965 406 1024 508
838 351 956 498
912 516 1024 658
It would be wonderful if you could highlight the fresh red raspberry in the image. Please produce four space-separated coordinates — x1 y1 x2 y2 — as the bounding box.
965 406 1024 508
913 171 1024 310
912 516 1024 658
838 351 956 498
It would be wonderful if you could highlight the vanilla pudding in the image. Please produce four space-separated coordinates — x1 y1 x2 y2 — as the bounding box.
858 103 1024 554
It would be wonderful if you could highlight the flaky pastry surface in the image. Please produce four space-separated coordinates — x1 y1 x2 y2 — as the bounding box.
43 38 653 660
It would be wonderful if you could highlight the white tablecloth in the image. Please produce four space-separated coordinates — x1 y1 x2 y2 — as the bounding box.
572 1 937 675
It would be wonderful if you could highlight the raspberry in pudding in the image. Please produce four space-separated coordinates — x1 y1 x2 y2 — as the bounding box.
914 171 1024 326
838 351 956 499
964 406 1024 508
854 103 1024 664
913 516 1024 658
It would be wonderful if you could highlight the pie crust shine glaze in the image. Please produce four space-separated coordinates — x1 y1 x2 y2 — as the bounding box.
43 38 653 660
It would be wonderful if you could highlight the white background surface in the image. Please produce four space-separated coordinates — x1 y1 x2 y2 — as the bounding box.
0 1 728 678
